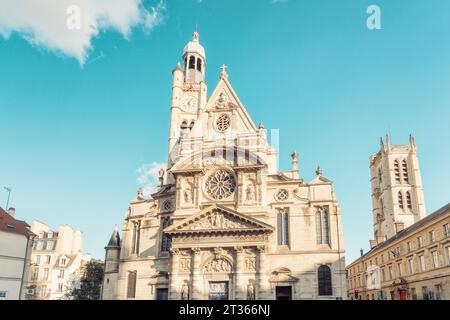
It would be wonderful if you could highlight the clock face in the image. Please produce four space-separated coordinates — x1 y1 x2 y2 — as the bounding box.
181 96 198 112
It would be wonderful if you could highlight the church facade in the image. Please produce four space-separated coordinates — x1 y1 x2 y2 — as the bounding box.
101 32 346 300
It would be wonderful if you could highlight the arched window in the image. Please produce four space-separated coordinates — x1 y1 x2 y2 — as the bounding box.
402 160 409 183
189 56 195 69
318 265 332 296
277 209 289 246
398 192 404 209
161 217 172 252
378 167 382 185
127 271 137 298
315 208 330 245
394 160 401 183
406 191 412 210
315 211 322 244
196 58 202 72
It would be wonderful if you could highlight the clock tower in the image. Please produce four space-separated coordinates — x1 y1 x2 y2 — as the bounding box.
168 31 208 169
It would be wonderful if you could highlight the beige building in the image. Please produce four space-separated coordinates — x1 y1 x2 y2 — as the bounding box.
0 207 34 300
101 32 347 300
346 137 450 300
27 220 91 300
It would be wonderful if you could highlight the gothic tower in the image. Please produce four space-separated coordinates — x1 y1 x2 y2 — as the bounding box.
168 31 208 170
369 135 426 240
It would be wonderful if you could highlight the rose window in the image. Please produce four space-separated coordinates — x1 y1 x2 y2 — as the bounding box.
216 114 231 132
205 170 236 200
275 189 289 202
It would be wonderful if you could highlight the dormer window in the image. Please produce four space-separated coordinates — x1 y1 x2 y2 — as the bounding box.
60 257 67 266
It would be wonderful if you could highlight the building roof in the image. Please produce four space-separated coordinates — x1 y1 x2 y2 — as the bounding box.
107 226 121 247
350 202 450 265
0 207 34 238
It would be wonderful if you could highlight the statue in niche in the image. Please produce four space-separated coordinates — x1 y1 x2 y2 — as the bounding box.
181 281 190 300
245 184 254 201
247 281 255 300
183 186 193 204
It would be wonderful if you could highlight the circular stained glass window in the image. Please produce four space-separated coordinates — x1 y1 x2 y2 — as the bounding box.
205 169 236 200
216 114 231 132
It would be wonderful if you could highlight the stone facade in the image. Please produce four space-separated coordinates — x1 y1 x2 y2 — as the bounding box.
346 137 450 300
347 203 450 300
101 32 346 300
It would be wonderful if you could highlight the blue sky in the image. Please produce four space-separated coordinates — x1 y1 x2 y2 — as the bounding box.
1 0 449 263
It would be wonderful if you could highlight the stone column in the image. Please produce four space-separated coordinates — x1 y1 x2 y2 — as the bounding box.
234 246 245 299
257 245 270 299
191 248 202 300
169 248 180 300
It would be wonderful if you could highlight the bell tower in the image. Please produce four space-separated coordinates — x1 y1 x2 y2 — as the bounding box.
168 31 208 170
369 135 426 240
183 31 206 83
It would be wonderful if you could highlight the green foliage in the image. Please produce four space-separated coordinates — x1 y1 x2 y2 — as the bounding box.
64 261 104 300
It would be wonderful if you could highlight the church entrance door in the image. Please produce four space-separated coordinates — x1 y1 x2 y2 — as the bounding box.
208 281 229 300
275 286 292 300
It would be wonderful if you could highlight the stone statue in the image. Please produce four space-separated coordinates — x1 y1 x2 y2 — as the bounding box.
181 281 189 300
183 188 193 204
137 188 144 200
247 281 255 300
246 184 254 201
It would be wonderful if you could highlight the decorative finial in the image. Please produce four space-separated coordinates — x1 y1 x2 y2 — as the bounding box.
316 166 323 176
258 122 265 130
291 151 298 161
192 31 199 42
137 187 144 200
380 136 384 146
158 168 165 188
220 64 228 79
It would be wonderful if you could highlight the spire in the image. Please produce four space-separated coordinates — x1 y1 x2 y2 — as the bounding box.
107 225 121 247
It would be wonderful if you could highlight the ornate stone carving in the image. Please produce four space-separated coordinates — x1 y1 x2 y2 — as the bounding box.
191 247 201 255
203 258 232 273
187 211 248 231
170 248 180 255
245 257 256 271
205 169 236 200
179 258 191 272
216 90 230 109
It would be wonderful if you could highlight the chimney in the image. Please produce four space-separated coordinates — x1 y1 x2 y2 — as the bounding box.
7 207 15 218
369 240 378 249
395 222 405 234
376 235 387 244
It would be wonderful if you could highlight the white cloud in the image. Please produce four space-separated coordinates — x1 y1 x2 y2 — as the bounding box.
136 161 166 197
0 0 166 65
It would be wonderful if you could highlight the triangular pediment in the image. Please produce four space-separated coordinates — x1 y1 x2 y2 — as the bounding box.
164 205 273 234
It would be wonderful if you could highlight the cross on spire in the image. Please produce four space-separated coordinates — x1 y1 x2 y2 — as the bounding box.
220 64 228 78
